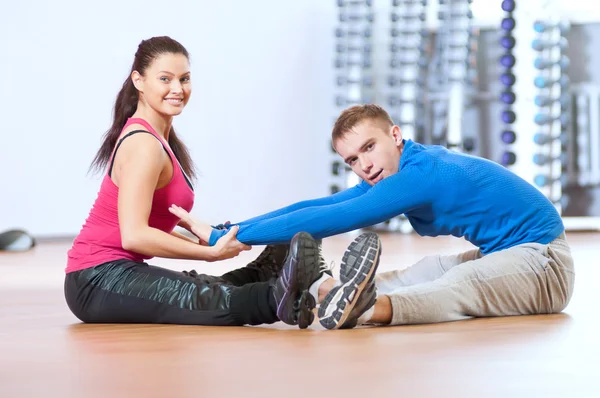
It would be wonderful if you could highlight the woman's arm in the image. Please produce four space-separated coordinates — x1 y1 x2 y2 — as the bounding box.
114 133 249 261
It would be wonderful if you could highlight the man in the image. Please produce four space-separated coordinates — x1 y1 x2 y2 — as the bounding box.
173 104 574 330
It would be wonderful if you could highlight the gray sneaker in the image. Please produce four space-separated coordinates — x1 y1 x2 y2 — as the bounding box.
318 232 381 330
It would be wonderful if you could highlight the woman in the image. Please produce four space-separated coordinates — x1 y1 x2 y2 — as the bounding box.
64 36 324 329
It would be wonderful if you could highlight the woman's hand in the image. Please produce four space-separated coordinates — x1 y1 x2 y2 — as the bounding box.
169 205 213 243
209 225 251 261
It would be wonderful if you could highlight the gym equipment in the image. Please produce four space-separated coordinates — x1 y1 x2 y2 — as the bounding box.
335 59 372 68
501 91 516 104
534 93 570 108
531 37 568 51
533 20 570 34
533 153 568 166
500 36 516 49
533 132 569 145
534 55 570 70
500 151 517 166
502 110 517 123
336 43 372 53
534 174 568 187
501 130 517 144
339 13 374 22
534 75 569 89
500 54 516 68
335 28 371 38
534 112 569 126
500 72 516 86
337 76 373 86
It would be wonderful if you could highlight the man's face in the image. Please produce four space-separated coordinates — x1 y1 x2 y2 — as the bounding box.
334 120 404 186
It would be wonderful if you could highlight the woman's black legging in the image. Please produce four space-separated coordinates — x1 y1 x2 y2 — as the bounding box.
64 259 279 326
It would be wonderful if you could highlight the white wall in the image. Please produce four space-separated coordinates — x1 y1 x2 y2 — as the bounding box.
2 0 599 238
0 0 337 237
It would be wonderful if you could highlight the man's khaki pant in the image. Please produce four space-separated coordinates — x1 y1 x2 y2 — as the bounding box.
376 232 575 325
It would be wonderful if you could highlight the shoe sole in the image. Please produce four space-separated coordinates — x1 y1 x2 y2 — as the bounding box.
318 232 381 330
277 232 319 329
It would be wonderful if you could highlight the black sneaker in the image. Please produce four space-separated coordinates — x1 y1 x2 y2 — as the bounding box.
246 244 290 281
318 232 381 330
271 232 323 329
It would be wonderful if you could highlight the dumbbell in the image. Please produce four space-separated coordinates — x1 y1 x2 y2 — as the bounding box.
335 28 372 38
387 96 423 107
447 41 476 51
533 174 567 188
501 17 516 31
534 112 569 126
390 43 426 52
390 58 428 68
390 28 429 37
443 55 477 67
552 195 570 208
331 161 351 175
462 137 476 152
438 10 474 20
336 76 373 87
336 96 373 106
500 151 517 166
340 13 375 22
448 26 474 34
391 13 426 22
533 20 570 34
501 0 515 12
501 110 516 124
391 117 424 128
534 93 570 108
337 0 373 6
500 36 516 49
534 55 570 70
501 130 516 144
388 76 425 86
533 132 568 145
336 43 372 53
534 75 569 89
335 58 372 68
500 72 516 86
392 0 427 5
501 91 516 105
500 54 516 68
532 153 568 166
531 37 568 51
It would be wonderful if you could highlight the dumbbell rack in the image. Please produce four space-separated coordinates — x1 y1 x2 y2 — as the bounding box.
331 0 375 195
329 0 600 233
504 0 570 212
387 0 428 144
571 84 600 188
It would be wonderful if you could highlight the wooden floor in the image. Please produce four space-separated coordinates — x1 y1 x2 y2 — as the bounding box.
0 231 598 398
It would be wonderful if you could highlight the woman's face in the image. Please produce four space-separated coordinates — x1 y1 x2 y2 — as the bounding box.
134 52 192 117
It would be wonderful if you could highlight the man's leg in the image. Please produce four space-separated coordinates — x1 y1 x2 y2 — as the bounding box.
375 248 481 294
370 233 575 325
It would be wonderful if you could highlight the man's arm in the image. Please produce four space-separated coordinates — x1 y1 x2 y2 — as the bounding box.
228 182 369 226
209 168 429 245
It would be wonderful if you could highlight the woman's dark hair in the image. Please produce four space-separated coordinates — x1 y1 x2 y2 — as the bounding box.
90 36 196 179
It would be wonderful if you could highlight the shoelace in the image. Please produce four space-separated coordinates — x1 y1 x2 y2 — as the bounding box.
317 246 336 275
